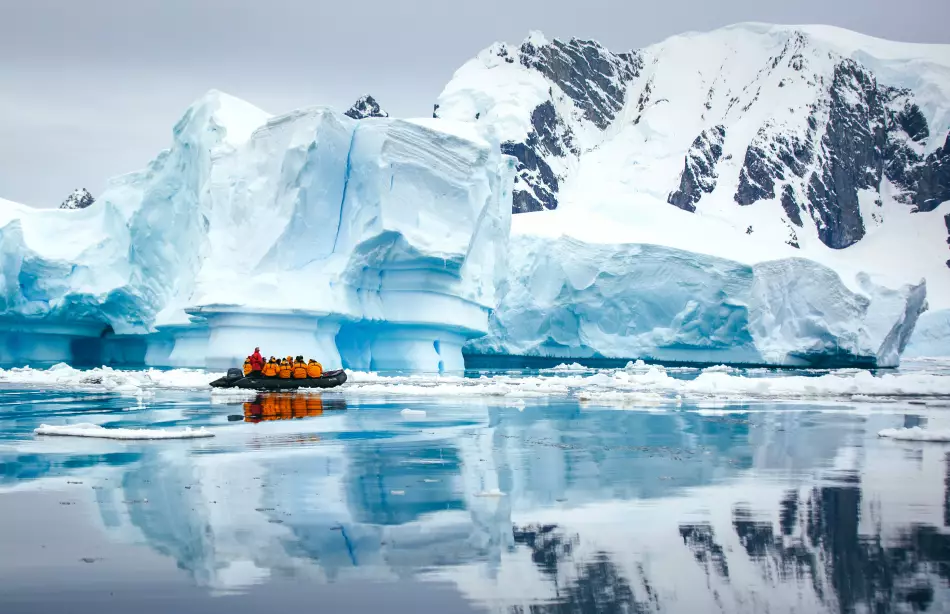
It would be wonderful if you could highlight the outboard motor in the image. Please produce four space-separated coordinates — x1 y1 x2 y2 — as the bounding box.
226 368 244 382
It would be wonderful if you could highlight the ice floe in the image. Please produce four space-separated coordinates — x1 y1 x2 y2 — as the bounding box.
34 423 214 440
877 427 950 442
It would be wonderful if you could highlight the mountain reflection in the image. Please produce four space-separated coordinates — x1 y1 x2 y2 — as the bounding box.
512 524 658 613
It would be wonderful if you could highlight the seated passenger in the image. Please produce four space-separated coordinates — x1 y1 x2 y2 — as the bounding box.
307 359 323 378
292 357 308 379
243 357 253 376
278 358 292 379
262 358 279 378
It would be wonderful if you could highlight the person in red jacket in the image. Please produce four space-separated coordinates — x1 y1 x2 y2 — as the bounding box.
248 347 265 376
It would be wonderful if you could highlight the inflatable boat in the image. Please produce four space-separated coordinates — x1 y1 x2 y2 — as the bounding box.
209 368 347 390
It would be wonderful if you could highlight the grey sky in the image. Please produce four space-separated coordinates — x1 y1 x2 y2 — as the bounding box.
2 0 948 208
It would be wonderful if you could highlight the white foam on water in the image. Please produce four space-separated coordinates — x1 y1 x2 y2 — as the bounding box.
34 422 214 440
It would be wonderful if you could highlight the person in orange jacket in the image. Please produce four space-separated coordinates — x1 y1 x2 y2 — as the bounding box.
278 358 293 379
292 356 308 379
306 359 323 378
262 358 279 377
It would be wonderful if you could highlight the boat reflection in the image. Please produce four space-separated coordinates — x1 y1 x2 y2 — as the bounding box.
241 394 347 423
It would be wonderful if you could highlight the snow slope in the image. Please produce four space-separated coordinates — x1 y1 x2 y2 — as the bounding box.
435 23 950 309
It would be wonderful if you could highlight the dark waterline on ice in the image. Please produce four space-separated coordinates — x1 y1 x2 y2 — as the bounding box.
2 363 950 612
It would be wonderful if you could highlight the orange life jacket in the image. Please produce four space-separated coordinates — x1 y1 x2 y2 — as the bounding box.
243 358 252 376
292 361 308 379
278 361 292 379
306 360 323 378
262 361 279 377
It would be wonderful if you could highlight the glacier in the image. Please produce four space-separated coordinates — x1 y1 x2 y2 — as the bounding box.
0 91 515 372
466 236 926 368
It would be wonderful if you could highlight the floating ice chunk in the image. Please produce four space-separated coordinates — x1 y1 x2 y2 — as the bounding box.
400 408 427 417
703 365 738 373
878 427 950 442
34 423 214 439
550 362 587 371
390 490 405 496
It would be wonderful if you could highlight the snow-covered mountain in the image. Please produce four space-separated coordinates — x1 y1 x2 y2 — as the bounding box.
345 94 389 119
435 24 950 311
59 188 95 209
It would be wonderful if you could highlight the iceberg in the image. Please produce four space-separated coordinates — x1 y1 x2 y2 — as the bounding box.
0 91 515 372
465 236 927 368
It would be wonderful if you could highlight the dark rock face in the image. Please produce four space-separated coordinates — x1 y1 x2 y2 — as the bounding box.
60 188 95 210
502 102 578 212
735 143 780 206
895 101 929 142
730 55 948 251
498 38 641 214
781 184 804 228
807 61 890 248
669 125 726 212
519 38 642 130
908 133 950 212
945 213 950 269
344 95 389 120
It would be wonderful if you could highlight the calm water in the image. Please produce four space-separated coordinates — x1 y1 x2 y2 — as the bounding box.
2 368 950 613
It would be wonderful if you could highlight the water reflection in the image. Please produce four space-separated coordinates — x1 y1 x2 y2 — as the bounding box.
2 390 950 612
238 394 348 423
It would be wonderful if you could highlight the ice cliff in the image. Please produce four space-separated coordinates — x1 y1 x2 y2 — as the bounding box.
467 236 926 368
0 91 515 371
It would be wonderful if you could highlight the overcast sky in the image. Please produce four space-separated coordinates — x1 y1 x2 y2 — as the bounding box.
2 0 948 207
